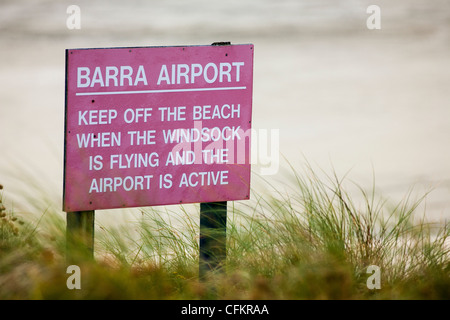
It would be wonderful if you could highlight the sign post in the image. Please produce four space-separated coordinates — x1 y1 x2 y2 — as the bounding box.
199 201 227 278
63 43 253 273
66 210 95 262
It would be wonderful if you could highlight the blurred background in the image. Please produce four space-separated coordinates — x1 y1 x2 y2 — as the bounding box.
1 0 449 226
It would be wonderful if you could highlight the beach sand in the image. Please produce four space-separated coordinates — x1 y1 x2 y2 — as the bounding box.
1 0 449 225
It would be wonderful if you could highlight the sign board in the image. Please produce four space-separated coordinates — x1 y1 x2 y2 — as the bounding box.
63 44 253 212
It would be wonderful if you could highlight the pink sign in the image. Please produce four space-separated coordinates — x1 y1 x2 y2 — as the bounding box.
63 44 253 212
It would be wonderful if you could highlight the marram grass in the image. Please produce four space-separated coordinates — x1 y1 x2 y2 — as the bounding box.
0 165 448 299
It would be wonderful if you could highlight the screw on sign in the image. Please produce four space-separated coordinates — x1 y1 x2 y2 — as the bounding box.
63 43 254 274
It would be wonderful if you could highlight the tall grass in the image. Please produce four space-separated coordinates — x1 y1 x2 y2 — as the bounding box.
0 164 448 299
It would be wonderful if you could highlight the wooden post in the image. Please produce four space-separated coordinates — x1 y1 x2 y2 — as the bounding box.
198 41 231 280
199 201 227 279
66 210 95 263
